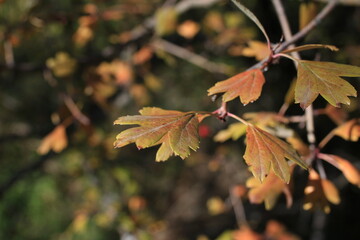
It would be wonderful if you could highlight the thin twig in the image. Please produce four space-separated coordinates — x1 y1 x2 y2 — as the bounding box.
152 38 231 75
63 94 91 126
229 187 248 228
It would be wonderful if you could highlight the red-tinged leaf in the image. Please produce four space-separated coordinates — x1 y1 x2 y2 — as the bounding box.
333 119 360 141
246 170 293 210
113 107 210 161
244 125 307 183
295 61 360 109
303 169 340 214
207 69 265 105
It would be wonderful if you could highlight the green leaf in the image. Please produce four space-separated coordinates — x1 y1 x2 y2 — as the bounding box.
207 69 265 105
281 44 338 54
114 107 209 161
230 0 270 47
244 125 307 183
295 61 360 109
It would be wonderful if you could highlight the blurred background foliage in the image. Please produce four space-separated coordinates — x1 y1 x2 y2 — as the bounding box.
0 0 360 239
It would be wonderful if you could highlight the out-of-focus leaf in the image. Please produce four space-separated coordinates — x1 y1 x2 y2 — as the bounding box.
241 40 271 61
318 154 360 187
132 46 154 65
155 7 178 36
130 84 151 106
244 125 307 183
323 104 348 125
96 60 134 85
294 61 360 109
286 136 310 157
207 197 225 215
299 2 318 30
303 169 340 213
144 74 163 92
177 20 200 39
208 69 265 105
46 52 77 77
244 112 288 128
333 119 360 141
213 122 247 142
233 226 263 240
203 11 225 32
37 124 68 155
246 170 292 210
114 108 210 161
281 44 338 54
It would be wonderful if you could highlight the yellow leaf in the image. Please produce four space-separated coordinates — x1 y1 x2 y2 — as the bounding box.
155 7 178 36
333 119 360 141
46 52 77 77
242 40 271 61
213 122 247 142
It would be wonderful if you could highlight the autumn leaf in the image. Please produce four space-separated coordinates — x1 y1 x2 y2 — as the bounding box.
303 169 340 213
177 20 200 39
294 60 360 109
333 118 360 141
213 122 247 142
37 124 68 155
242 40 271 61
318 153 360 187
208 69 265 105
244 125 307 183
46 52 77 77
246 170 292 210
155 7 178 36
113 107 209 161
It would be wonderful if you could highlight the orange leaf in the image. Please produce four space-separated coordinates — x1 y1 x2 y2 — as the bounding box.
233 226 263 240
333 119 360 141
295 61 360 109
246 170 292 210
318 154 360 187
244 125 307 183
207 69 265 105
37 124 68 155
114 107 209 161
303 169 340 213
177 20 200 39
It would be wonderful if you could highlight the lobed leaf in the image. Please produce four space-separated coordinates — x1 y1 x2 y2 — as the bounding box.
295 61 360 109
244 125 307 183
114 107 209 161
207 69 265 105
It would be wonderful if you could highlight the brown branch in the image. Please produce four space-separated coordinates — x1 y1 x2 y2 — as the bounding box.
152 38 231 75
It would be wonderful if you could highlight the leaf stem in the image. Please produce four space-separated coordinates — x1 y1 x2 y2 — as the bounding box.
227 112 248 125
318 130 336 149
